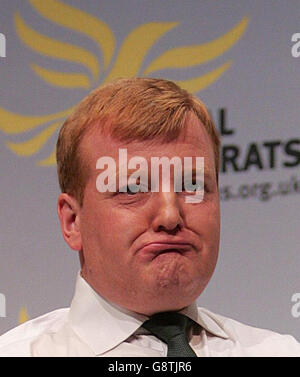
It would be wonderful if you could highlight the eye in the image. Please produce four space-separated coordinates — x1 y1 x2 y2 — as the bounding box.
118 184 137 195
118 184 148 195
183 180 205 192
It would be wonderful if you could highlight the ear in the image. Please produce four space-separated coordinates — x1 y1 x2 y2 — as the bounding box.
57 193 82 251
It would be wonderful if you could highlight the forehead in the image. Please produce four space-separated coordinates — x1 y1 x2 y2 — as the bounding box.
80 114 216 171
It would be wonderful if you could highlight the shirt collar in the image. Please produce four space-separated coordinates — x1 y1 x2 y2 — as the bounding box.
68 273 148 355
68 273 228 355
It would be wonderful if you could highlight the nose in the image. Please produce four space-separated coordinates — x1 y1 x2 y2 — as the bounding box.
151 192 184 233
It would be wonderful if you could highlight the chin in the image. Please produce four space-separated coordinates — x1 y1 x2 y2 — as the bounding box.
153 264 208 297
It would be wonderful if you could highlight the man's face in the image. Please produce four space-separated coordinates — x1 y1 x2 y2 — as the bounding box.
71 113 220 315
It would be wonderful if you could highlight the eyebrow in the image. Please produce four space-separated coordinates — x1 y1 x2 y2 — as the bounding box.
112 157 214 174
115 166 215 186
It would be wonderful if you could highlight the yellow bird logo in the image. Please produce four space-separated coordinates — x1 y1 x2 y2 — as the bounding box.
0 0 249 166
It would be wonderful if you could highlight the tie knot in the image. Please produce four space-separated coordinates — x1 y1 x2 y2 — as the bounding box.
142 312 192 343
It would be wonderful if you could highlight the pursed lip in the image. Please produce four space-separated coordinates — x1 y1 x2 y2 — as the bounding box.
137 240 192 260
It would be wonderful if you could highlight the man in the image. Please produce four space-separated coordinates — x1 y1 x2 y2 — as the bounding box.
0 78 299 357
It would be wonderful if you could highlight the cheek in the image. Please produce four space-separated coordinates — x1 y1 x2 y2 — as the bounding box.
187 202 220 245
188 205 220 277
82 205 147 252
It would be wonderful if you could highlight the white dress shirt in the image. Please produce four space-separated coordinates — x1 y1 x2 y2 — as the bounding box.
0 273 299 357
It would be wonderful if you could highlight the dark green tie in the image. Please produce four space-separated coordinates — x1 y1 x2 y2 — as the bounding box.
142 312 197 357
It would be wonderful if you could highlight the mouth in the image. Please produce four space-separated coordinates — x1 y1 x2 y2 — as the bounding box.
137 242 192 261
